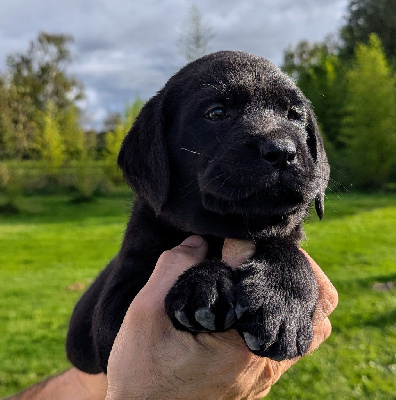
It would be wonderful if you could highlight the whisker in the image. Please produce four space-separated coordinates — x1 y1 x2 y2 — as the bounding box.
201 173 228 192
329 178 352 193
241 213 256 242
179 177 198 192
325 185 342 200
221 175 234 188
323 192 339 213
180 147 236 166
180 148 214 160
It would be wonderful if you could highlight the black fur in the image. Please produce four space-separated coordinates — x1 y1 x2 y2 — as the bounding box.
66 51 330 373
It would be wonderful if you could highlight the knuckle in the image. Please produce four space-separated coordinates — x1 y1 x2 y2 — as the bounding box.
309 317 333 354
328 285 339 311
321 317 333 341
157 249 199 268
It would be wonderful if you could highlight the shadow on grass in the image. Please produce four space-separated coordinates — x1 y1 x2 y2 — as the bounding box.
69 195 96 204
358 308 396 329
332 272 396 331
0 190 133 225
333 308 396 332
0 202 21 215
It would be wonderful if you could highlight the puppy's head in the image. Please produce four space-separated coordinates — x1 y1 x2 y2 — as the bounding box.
118 51 329 239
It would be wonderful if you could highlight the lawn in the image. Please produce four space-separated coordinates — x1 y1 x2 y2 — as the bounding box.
0 192 395 399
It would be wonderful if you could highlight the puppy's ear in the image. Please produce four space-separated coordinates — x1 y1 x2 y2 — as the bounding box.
306 108 330 220
118 92 170 215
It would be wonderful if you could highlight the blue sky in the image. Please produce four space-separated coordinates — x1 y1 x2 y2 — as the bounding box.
0 0 349 129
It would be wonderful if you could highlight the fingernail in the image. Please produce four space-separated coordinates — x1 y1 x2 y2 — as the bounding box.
180 235 205 248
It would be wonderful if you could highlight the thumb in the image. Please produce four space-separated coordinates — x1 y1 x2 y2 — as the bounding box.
222 238 256 269
143 235 208 300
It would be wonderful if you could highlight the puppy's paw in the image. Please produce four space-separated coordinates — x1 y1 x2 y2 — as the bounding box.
234 261 317 360
165 260 236 332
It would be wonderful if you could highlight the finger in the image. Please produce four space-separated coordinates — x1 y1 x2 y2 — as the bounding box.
222 239 256 269
300 249 338 324
146 236 208 299
307 317 332 354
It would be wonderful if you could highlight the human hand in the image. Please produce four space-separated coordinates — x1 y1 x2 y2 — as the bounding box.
105 236 337 400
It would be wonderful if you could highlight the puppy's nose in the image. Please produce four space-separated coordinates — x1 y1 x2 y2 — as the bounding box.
259 139 297 169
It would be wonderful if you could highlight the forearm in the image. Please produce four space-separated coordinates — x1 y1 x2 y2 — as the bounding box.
5 368 107 400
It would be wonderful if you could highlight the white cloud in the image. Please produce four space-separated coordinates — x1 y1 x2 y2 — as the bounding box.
0 0 349 130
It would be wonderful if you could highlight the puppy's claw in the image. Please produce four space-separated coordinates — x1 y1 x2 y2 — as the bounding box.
224 307 237 329
235 303 249 319
195 308 216 330
175 310 194 329
243 332 261 351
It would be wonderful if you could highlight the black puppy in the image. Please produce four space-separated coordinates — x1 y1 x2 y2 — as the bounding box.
66 51 330 374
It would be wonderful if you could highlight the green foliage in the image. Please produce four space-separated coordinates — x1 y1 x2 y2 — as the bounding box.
0 79 13 158
0 33 144 195
34 101 65 174
283 41 347 157
6 32 84 112
340 34 396 188
0 163 23 213
340 0 396 61
0 79 38 159
104 99 144 184
59 105 86 160
283 26 396 190
283 40 336 80
0 193 395 398
0 32 84 161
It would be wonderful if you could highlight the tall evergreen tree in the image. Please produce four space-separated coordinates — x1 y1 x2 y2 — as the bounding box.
341 34 396 188
178 5 214 62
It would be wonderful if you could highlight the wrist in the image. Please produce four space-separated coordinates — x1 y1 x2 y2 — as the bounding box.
72 368 108 400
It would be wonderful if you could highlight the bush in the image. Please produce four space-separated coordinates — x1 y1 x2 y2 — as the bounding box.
0 163 23 213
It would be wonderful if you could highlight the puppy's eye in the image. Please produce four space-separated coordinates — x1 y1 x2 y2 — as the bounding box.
288 108 303 121
206 106 227 121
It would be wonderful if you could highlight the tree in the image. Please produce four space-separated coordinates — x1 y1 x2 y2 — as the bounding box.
340 0 396 61
35 101 65 173
283 40 330 80
104 99 144 183
59 105 85 160
0 78 12 158
340 34 396 188
0 75 38 159
1 32 84 160
103 112 122 133
7 32 84 112
178 5 214 62
282 39 346 150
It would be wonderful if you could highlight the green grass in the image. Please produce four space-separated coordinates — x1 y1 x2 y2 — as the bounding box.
0 192 395 398
0 193 132 396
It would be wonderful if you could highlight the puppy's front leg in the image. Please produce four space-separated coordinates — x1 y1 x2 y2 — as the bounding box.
165 260 236 332
234 240 318 360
